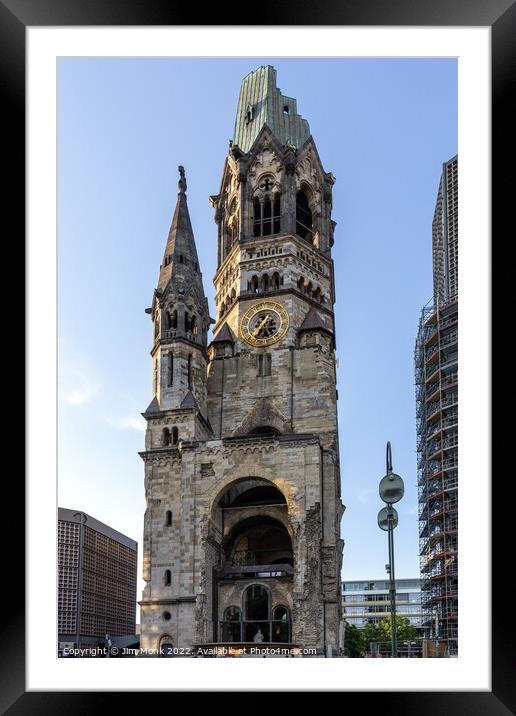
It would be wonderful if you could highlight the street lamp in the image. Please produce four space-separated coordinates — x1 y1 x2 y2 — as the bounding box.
377 441 404 658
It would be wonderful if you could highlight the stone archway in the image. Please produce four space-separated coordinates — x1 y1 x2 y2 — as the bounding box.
232 398 290 437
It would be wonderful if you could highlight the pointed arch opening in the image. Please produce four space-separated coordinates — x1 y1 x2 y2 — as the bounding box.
254 193 281 237
296 188 313 242
260 273 269 292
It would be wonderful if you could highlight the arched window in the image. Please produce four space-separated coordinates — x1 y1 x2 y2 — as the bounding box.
254 195 281 237
184 311 190 332
272 272 281 290
190 315 197 334
296 190 313 242
260 274 269 292
165 510 172 526
273 197 281 234
297 276 305 293
272 605 291 643
187 354 192 388
221 606 242 643
165 311 172 330
172 427 179 445
172 310 178 329
164 569 171 586
263 197 272 236
245 584 269 621
250 275 259 293
154 314 160 340
253 199 262 237
306 282 313 298
314 287 322 302
163 428 171 446
244 585 270 642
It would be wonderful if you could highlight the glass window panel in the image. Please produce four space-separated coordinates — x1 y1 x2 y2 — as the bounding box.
244 622 270 642
273 606 289 621
245 585 269 620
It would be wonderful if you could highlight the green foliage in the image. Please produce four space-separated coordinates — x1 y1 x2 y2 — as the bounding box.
362 616 418 652
343 622 364 658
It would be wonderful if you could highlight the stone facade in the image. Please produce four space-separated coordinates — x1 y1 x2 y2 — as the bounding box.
139 66 344 656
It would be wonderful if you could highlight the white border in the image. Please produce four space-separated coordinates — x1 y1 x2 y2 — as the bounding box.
28 27 490 691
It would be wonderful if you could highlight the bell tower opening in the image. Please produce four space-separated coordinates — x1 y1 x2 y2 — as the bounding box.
296 188 313 242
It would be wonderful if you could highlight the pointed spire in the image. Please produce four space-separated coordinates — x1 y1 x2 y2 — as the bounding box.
157 166 203 296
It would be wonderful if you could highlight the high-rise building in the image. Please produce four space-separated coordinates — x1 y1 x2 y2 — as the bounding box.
414 156 458 657
58 508 138 652
432 156 458 306
342 578 423 630
139 65 344 656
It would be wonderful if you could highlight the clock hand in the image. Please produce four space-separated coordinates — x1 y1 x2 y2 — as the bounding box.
252 314 271 337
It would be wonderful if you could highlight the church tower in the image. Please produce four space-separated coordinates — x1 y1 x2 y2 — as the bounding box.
139 66 344 656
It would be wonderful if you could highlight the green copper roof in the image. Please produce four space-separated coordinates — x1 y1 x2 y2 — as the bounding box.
233 66 310 153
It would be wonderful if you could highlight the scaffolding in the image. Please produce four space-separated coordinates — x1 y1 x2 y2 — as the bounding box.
415 298 458 656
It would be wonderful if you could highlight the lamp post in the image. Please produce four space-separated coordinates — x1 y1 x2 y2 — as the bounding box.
377 442 404 658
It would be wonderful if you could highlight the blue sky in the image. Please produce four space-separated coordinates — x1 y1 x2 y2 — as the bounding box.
58 57 457 599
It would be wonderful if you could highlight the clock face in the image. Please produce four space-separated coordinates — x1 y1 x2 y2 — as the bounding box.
240 301 289 347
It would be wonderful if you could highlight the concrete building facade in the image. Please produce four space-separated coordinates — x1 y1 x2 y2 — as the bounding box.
58 508 138 652
342 578 423 630
139 66 344 656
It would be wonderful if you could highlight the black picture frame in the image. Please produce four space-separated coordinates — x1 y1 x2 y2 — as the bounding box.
4 0 509 709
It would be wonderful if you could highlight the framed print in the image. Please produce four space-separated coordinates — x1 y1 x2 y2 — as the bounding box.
2 0 510 709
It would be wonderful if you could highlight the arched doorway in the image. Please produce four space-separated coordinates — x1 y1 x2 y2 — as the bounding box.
211 478 294 643
159 636 174 657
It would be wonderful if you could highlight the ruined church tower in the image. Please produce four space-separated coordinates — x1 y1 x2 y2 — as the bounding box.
139 66 344 656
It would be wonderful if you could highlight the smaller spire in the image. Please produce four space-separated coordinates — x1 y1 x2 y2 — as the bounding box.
178 165 187 194
299 307 333 335
180 390 199 411
212 322 235 344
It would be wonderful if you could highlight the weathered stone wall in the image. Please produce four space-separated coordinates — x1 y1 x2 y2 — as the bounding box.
139 435 342 653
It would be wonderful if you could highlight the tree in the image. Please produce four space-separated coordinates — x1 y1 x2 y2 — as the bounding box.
362 621 381 655
343 622 364 658
375 616 418 643
361 617 418 655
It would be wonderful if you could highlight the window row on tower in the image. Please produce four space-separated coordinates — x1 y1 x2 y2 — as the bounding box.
218 272 326 319
155 309 198 339
251 190 314 242
153 352 193 393
163 254 199 272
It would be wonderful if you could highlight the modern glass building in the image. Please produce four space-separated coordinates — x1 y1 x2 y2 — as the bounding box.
342 578 423 629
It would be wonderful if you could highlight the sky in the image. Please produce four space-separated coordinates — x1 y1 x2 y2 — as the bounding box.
58 57 457 603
